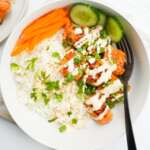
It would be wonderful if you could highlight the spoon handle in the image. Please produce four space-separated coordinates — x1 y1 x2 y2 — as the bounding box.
124 83 137 150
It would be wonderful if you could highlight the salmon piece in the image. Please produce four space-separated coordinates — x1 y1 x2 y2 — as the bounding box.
64 20 82 42
105 48 126 76
96 110 112 125
0 0 11 23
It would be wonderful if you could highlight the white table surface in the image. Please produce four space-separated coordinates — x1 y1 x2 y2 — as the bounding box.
0 0 150 150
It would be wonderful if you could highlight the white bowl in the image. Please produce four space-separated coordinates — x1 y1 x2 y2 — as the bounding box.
1 0 150 150
0 0 29 42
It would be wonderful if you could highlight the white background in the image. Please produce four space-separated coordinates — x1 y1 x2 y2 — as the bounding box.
0 0 150 150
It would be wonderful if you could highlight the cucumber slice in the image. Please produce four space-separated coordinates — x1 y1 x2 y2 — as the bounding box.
70 4 98 27
106 17 123 42
98 11 106 26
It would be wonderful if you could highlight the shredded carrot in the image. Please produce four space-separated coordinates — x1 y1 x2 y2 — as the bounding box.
21 8 68 38
11 42 29 56
27 25 64 53
11 8 69 56
19 17 68 44
27 36 39 53
12 17 69 56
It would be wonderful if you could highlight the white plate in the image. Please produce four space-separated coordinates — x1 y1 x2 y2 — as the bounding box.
0 0 29 42
1 0 150 150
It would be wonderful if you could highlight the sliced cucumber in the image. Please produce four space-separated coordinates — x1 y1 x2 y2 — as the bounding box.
98 11 106 26
106 17 123 42
70 3 98 27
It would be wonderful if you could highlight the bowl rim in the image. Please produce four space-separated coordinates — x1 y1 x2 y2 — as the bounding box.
0 0 29 43
1 0 150 149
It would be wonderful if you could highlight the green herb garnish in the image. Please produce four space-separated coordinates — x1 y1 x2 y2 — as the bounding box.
10 63 20 72
59 125 67 133
35 70 49 83
41 92 50 105
99 47 105 54
67 111 72 116
100 30 108 38
95 53 101 60
106 96 124 108
74 57 81 65
54 93 63 102
30 88 41 102
84 84 96 96
71 118 78 125
46 81 60 90
26 57 38 71
48 117 57 123
77 48 83 52
77 80 84 95
102 80 113 88
65 73 74 82
52 52 60 59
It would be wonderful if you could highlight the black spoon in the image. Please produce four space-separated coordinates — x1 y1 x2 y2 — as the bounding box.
117 36 137 150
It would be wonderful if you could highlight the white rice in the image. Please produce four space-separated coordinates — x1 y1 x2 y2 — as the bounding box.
11 30 89 130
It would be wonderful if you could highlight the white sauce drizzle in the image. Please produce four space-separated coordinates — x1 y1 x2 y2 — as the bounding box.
74 27 83 35
65 59 74 73
88 57 96 64
93 64 117 86
86 79 123 111
74 27 102 49
86 92 100 111
102 79 123 96
94 105 110 120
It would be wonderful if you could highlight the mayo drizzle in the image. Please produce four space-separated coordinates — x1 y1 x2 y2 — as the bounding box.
86 79 123 111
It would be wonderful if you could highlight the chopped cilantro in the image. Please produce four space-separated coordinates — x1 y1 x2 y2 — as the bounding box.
52 52 60 59
10 63 20 72
59 125 67 133
46 81 59 90
71 118 78 125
